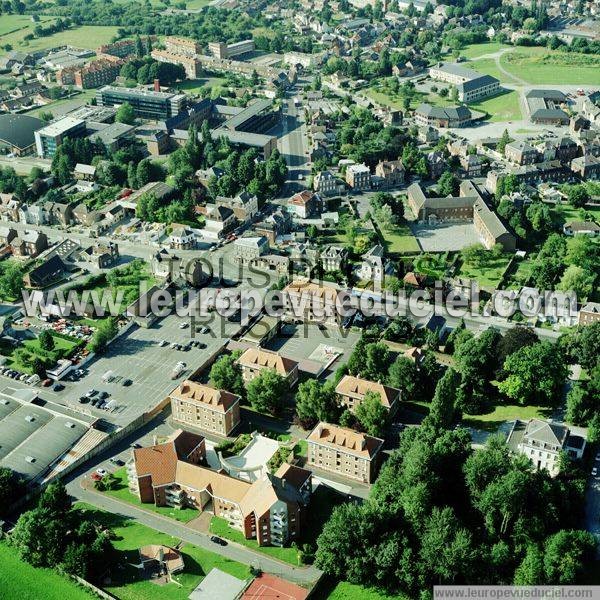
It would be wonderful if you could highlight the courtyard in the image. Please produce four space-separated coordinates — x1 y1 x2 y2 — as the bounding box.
409 222 481 252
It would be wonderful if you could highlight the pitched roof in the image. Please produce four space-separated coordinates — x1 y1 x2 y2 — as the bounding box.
523 419 569 447
171 380 240 412
335 375 400 408
307 422 383 458
237 347 298 377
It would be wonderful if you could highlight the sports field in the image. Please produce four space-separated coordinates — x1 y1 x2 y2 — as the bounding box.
0 22 120 55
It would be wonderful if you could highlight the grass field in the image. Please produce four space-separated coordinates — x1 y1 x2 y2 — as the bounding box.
551 203 600 226
459 42 510 60
210 517 301 564
467 89 522 122
466 57 517 85
4 331 80 373
381 226 420 254
0 541 93 600
504 257 535 290
101 467 199 523
174 77 226 94
76 503 251 600
0 23 120 55
462 404 551 432
326 581 407 600
457 254 512 289
500 47 600 85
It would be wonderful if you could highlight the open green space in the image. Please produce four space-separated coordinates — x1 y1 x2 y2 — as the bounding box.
457 254 512 289
210 516 301 564
75 503 250 600
0 24 120 55
459 42 510 60
467 89 522 122
500 47 600 85
326 581 407 600
504 257 535 290
0 541 93 600
175 77 227 94
413 253 448 278
466 57 517 85
25 89 97 119
101 467 199 523
381 225 420 254
551 203 600 227
462 404 552 432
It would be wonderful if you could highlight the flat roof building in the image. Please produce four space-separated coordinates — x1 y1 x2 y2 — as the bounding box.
34 116 86 158
97 86 186 120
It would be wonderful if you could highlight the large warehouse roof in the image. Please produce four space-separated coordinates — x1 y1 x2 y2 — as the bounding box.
0 113 45 150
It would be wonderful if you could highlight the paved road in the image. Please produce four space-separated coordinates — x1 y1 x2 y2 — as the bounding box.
67 478 322 585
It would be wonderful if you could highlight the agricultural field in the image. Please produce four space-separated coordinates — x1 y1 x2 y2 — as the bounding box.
0 23 120 55
467 89 522 122
499 47 600 86
0 541 93 600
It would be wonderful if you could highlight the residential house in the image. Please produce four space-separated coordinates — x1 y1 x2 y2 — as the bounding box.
80 242 120 268
74 163 96 181
204 205 236 239
355 244 392 283
563 221 600 237
320 245 347 273
374 159 405 188
335 375 400 415
170 380 241 437
127 430 312 547
345 163 371 190
288 190 321 219
505 141 539 165
11 230 48 257
234 236 269 264
0 226 17 247
307 422 384 484
313 170 343 197
254 208 292 244
23 255 66 288
507 419 586 477
571 154 600 180
579 302 600 326
169 226 196 250
237 347 299 388
215 191 258 222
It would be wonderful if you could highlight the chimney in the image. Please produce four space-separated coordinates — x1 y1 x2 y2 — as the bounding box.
153 78 160 92
153 435 157 446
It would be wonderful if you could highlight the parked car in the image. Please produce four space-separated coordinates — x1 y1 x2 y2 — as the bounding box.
132 443 142 449
178 322 189 329
210 536 227 546
95 468 108 477
122 379 132 386
42 378 52 387
85 389 98 398
109 458 124 466
98 391 109 400
53 383 65 392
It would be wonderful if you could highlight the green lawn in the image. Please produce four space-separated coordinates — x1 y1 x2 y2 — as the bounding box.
327 581 407 600
0 24 120 55
175 77 226 94
75 503 251 600
504 257 535 290
460 42 510 60
210 517 301 565
468 89 522 122
5 331 80 374
102 467 199 523
551 203 600 227
466 57 517 85
381 226 420 254
462 404 552 432
457 255 512 290
0 541 93 600
413 254 447 278
500 47 600 85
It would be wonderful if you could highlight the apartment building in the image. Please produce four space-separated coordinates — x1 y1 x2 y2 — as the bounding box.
282 280 341 326
34 117 86 158
170 380 241 436
307 422 384 483
313 170 343 196
374 159 405 187
164 36 202 56
208 39 255 59
345 163 371 190
429 63 500 102
505 141 539 165
127 430 312 546
507 419 585 477
335 375 400 415
151 49 201 79
97 36 156 59
237 347 299 388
